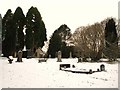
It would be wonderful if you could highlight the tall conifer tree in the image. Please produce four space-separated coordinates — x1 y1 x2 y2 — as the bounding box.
26 6 47 53
13 7 25 52
2 9 14 57
47 24 71 58
105 18 118 60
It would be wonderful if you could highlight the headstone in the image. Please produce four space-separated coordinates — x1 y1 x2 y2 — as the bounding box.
72 65 75 68
17 50 23 62
57 51 62 62
49 55 51 58
8 56 13 64
69 52 72 58
100 64 105 71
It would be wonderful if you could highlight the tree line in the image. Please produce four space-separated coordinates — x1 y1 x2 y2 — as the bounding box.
2 6 47 57
47 18 119 62
73 18 119 62
1 6 120 62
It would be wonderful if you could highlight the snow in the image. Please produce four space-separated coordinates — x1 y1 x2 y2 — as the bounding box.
0 57 118 88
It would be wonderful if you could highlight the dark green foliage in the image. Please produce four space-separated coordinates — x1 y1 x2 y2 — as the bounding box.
13 7 25 52
47 24 71 58
2 7 47 57
26 6 47 52
34 20 47 48
48 31 62 58
2 9 13 41
105 18 118 47
104 18 118 60
61 42 73 58
2 9 14 57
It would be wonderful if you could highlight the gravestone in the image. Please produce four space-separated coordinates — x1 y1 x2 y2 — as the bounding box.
100 64 105 71
57 51 62 62
69 52 72 58
72 65 75 68
17 50 23 62
8 56 13 64
49 55 51 58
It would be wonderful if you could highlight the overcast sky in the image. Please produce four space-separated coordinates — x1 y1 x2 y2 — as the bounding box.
0 0 119 37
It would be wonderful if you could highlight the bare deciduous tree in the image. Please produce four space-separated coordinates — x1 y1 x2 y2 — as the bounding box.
73 23 104 62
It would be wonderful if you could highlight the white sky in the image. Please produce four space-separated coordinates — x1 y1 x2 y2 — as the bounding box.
0 0 119 38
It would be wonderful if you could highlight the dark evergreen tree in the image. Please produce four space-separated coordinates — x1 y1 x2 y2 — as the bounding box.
105 18 118 60
13 7 25 54
26 6 47 53
25 7 33 50
47 24 71 58
105 18 118 47
61 41 71 58
48 31 62 58
2 9 13 42
2 9 14 57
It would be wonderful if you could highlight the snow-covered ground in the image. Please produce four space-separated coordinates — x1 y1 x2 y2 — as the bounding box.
0 57 119 88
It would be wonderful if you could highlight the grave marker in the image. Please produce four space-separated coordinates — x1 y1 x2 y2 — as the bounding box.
57 51 62 62
17 50 23 62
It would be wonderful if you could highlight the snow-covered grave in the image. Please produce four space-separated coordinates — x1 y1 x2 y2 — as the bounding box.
0 57 119 88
